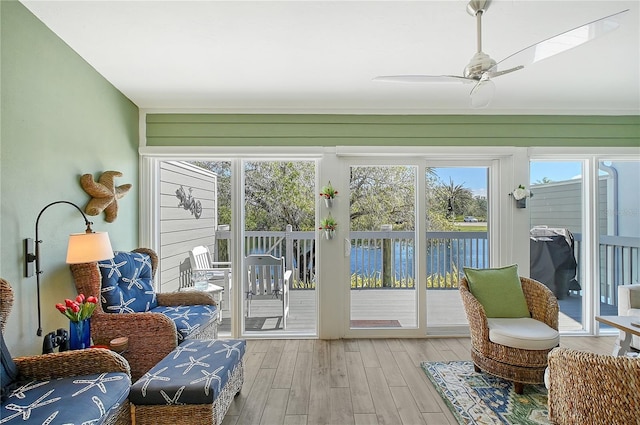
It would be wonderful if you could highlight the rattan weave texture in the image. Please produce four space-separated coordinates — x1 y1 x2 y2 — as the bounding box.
70 248 218 381
0 278 132 425
460 276 559 390
548 347 640 425
132 359 244 425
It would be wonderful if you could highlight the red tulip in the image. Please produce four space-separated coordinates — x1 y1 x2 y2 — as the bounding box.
65 299 75 308
70 303 80 313
76 294 85 303
55 303 67 313
86 296 97 304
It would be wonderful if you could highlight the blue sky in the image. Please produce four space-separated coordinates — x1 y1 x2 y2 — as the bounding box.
434 162 583 197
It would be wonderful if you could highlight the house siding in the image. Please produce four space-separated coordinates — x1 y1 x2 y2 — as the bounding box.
159 161 217 292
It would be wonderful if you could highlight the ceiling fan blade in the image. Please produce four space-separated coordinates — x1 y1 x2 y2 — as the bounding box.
487 65 524 79
373 75 473 84
491 9 629 74
470 77 495 108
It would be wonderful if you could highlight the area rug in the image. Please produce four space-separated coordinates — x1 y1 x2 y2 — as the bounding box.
420 361 550 425
349 319 401 328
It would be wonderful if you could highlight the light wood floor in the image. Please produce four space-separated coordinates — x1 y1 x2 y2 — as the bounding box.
221 336 616 425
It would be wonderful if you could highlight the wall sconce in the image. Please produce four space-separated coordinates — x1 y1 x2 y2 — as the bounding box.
24 200 114 336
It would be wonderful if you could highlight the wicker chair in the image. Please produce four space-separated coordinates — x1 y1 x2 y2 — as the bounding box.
0 278 131 425
547 347 640 424
70 248 218 381
459 276 559 393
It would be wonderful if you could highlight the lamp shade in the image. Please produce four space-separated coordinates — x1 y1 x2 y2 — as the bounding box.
66 232 114 264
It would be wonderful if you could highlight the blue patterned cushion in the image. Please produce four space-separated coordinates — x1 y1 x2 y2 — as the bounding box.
129 339 245 405
151 305 218 342
98 251 158 313
0 372 130 424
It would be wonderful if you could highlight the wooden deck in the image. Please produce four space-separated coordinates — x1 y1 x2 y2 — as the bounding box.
218 289 588 336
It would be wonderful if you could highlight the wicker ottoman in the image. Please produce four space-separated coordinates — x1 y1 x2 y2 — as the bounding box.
129 339 245 425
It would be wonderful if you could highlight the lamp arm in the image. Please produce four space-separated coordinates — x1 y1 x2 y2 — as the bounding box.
31 200 92 336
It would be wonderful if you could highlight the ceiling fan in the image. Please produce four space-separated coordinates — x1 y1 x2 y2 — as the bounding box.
374 0 629 108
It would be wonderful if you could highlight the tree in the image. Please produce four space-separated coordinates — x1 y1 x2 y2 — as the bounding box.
244 161 315 231
188 161 477 232
349 166 416 231
433 178 473 221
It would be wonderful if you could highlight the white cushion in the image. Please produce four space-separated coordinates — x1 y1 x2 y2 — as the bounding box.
487 318 559 351
627 308 640 316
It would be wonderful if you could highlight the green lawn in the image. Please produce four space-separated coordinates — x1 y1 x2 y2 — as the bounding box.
454 223 487 232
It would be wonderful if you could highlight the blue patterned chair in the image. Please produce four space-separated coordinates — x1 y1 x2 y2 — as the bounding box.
1 278 132 424
70 248 219 381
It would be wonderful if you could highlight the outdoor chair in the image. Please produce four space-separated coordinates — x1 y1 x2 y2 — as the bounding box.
0 278 132 424
188 245 232 311
70 248 219 380
459 266 560 394
547 347 640 424
618 283 640 350
245 254 291 329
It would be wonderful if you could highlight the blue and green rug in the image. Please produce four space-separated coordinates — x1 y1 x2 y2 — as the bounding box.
420 361 550 425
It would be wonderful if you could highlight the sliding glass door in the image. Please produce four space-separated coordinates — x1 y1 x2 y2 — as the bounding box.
242 160 317 336
348 164 418 330
425 166 489 329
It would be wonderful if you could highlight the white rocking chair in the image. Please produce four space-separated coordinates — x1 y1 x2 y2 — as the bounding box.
187 245 232 311
245 254 291 329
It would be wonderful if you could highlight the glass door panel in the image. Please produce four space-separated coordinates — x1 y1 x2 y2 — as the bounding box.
425 167 488 327
349 165 417 329
242 160 317 335
529 161 584 332
157 160 233 335
598 159 639 328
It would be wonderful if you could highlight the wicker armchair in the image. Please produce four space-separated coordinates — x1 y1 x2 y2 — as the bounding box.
459 276 559 393
547 347 640 424
1 278 131 425
70 248 218 380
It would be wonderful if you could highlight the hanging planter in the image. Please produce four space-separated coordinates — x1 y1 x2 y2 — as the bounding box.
319 181 338 208
510 185 533 209
319 214 337 240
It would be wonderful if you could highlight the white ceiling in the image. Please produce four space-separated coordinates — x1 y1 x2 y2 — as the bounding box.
20 0 640 115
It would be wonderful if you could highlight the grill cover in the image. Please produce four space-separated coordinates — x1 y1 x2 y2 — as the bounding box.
530 227 580 299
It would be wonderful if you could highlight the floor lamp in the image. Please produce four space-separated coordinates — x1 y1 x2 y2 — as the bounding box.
24 200 114 336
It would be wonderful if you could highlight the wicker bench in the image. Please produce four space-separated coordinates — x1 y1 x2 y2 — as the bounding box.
129 339 245 425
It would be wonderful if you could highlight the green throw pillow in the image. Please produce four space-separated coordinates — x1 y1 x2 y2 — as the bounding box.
464 265 530 318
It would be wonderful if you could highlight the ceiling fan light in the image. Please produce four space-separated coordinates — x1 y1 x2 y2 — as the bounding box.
470 80 495 108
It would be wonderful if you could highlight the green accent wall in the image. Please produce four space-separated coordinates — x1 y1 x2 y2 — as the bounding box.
146 114 640 147
1 1 139 356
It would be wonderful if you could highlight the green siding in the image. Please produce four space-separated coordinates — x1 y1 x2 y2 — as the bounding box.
146 114 640 147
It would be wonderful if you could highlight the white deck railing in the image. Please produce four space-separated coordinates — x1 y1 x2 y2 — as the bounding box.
215 229 638 299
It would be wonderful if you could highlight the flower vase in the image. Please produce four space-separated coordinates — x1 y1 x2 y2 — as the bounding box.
69 318 91 350
516 198 527 209
324 198 333 208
